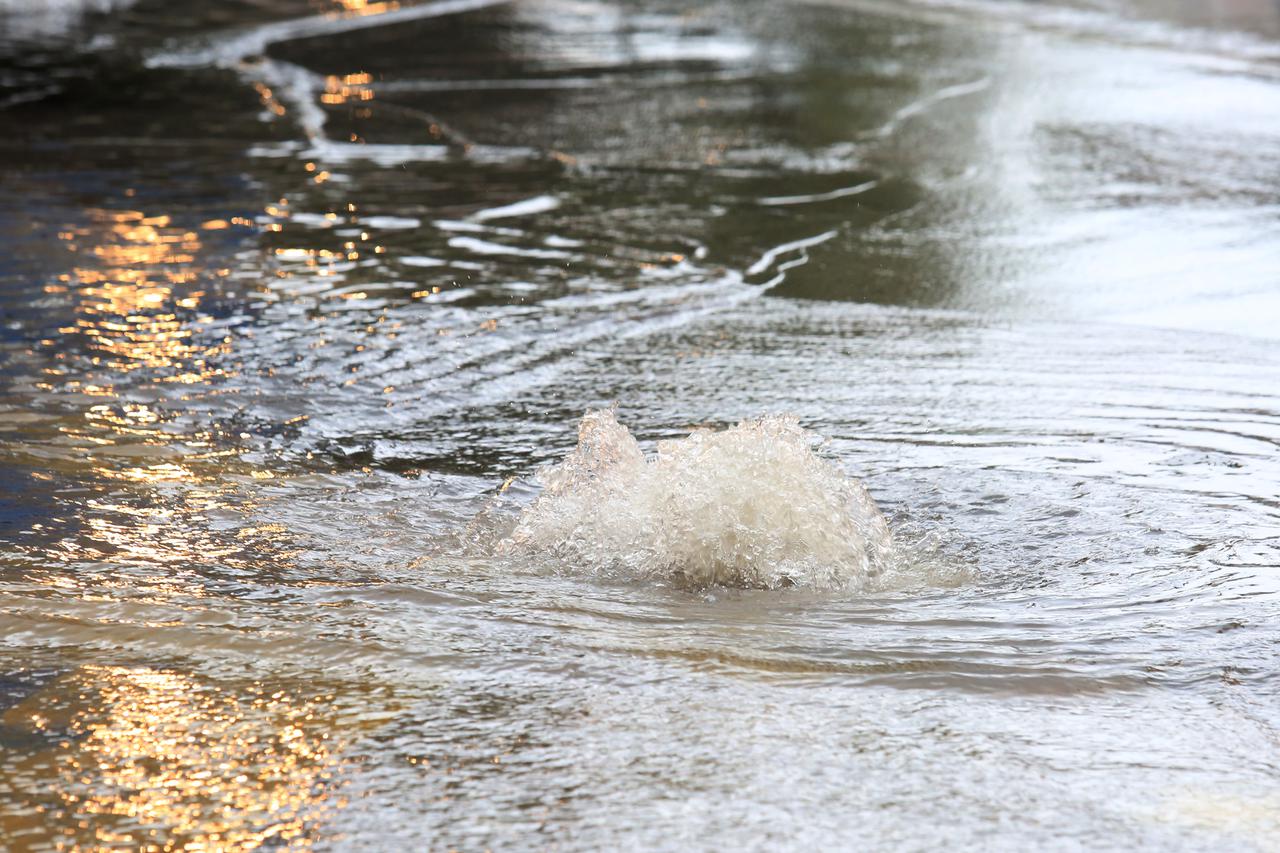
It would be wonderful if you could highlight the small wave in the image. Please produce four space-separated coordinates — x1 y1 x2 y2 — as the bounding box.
498 408 901 590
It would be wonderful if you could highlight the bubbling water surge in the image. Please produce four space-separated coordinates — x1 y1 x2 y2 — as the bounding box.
500 409 897 590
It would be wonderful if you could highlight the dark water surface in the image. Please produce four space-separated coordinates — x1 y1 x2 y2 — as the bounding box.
1 0 1279 849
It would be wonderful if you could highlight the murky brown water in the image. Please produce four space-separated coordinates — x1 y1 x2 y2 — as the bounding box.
2 0 1279 849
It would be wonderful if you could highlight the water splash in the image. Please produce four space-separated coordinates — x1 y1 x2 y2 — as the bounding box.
499 408 895 590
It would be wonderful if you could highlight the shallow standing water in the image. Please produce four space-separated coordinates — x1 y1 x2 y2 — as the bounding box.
1 0 1279 849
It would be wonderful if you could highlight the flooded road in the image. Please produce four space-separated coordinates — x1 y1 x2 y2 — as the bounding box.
1 0 1279 849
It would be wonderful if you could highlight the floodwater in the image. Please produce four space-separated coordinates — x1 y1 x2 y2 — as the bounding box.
1 0 1279 848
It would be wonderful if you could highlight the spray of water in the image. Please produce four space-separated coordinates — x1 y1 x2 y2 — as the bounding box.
499 408 899 590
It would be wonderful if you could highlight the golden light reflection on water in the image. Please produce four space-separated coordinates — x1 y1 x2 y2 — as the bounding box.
321 72 375 106
37 411 268 590
35 481 310 609
15 193 330 605
52 208 231 383
0 666 350 851
76 497 233 568
332 0 401 16
3 190 360 850
36 202 257 513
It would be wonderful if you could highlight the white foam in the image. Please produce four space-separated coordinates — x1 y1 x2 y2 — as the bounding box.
448 236 573 260
758 180 879 207
362 215 422 230
472 194 561 222
499 409 896 590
